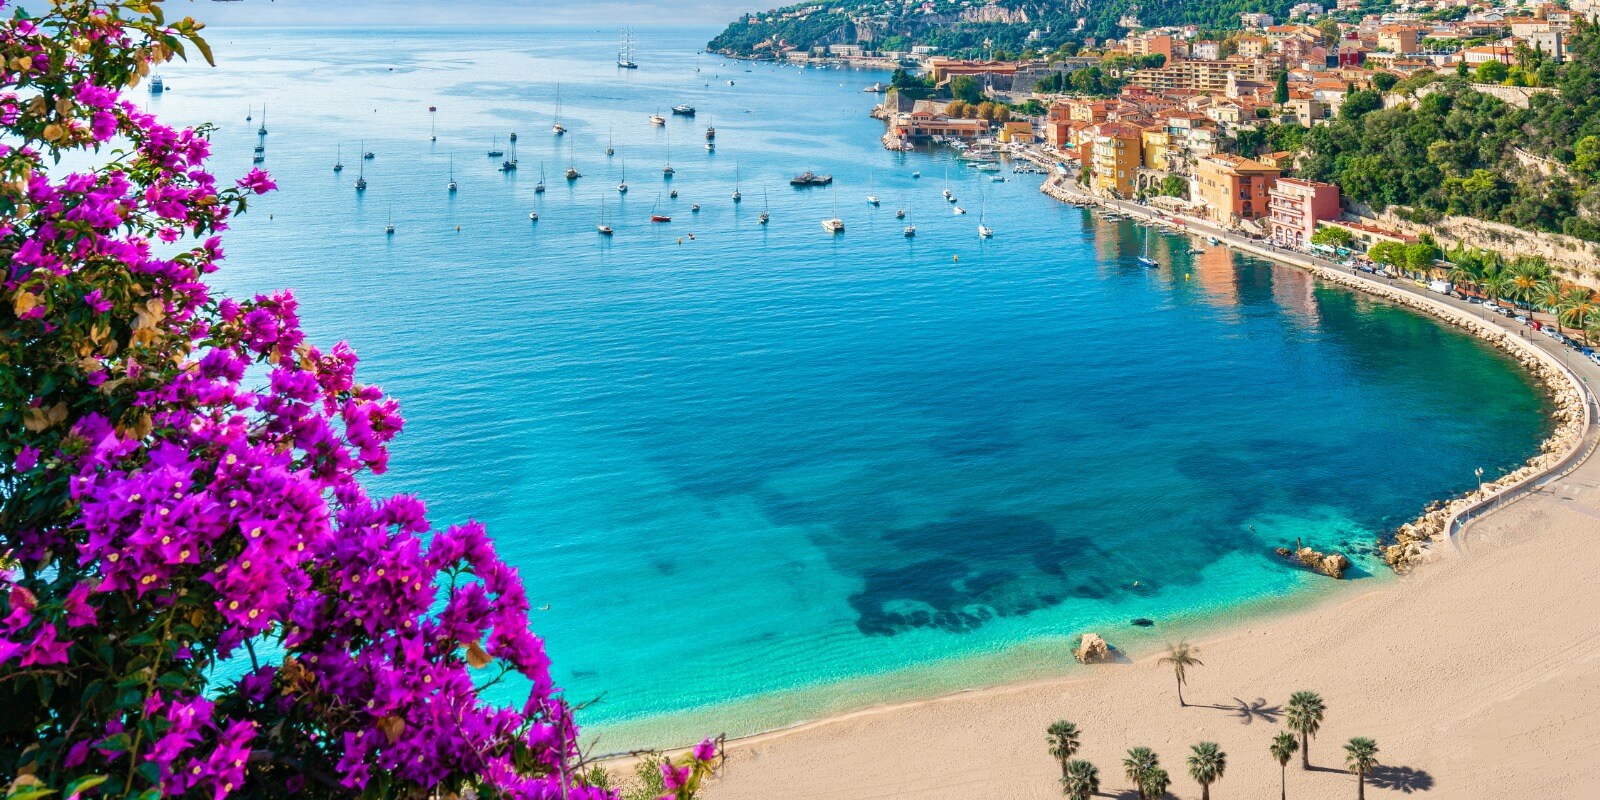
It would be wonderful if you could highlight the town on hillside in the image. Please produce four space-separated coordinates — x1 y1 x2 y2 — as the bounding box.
737 1 1600 288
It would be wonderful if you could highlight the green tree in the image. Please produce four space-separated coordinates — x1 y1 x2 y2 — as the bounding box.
1457 59 1470 78
950 74 983 103
1123 747 1160 800
1476 60 1509 83
1340 89 1384 120
1311 226 1354 248
1372 72 1399 92
1161 174 1189 198
1061 760 1100 800
1047 721 1082 779
1482 274 1512 306
1275 70 1290 104
1141 767 1172 799
1285 691 1327 769
1317 17 1341 46
1344 738 1380 800
1270 732 1299 800
1560 287 1599 339
1574 135 1600 179
1158 641 1203 706
1187 742 1227 800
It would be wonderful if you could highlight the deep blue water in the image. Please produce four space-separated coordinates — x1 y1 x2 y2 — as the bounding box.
157 26 1550 746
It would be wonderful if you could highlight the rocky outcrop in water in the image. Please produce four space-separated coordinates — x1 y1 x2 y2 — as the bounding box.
1275 545 1352 579
1075 633 1111 664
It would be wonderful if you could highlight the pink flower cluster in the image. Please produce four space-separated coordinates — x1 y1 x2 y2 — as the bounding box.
1 3 713 798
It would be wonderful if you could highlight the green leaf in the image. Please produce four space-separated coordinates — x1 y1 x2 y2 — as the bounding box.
62 775 108 799
6 788 59 800
193 36 215 67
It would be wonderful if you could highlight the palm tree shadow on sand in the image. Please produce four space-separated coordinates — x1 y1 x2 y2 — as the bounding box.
1191 696 1282 725
1367 764 1436 793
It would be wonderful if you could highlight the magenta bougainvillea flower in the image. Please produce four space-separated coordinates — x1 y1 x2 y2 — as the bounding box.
0 2 718 797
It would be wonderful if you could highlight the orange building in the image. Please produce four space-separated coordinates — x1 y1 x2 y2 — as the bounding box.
1090 122 1144 197
1195 153 1281 226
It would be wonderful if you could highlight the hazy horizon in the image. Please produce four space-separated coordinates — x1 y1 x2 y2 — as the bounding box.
154 0 767 26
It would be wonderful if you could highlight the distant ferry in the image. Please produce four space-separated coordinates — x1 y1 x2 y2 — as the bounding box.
790 171 832 186
150 75 165 94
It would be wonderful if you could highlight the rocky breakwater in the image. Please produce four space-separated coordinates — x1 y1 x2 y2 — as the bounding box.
1307 271 1588 574
1275 544 1353 579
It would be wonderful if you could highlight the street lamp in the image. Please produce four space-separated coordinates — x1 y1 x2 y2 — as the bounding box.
1475 466 1484 497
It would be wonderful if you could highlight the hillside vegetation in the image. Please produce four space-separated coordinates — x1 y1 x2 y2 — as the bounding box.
708 0 1300 59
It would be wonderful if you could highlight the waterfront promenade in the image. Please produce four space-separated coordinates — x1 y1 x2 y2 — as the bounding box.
702 162 1600 800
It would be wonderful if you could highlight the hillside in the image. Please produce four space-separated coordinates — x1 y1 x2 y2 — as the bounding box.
707 0 1301 59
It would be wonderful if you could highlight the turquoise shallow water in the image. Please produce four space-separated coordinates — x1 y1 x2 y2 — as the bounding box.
158 26 1551 747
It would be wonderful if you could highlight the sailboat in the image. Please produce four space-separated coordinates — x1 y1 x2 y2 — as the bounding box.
977 190 993 238
447 153 457 193
535 162 546 193
257 105 267 136
866 173 879 206
943 167 955 202
662 130 674 176
1138 227 1159 267
617 155 628 194
759 187 769 224
650 109 666 126
488 137 504 158
822 185 844 233
705 115 715 140
552 84 566 135
430 111 437 142
385 208 395 236
651 192 671 223
732 163 742 202
597 197 613 235
246 105 252 122
565 140 581 180
606 126 615 157
334 144 344 173
355 154 367 192
617 28 638 69
501 138 518 172
904 200 915 237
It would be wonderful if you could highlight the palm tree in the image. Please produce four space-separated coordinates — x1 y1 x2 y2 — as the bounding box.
1123 746 1159 800
1344 737 1380 800
1270 731 1299 800
1285 691 1326 770
1510 272 1541 310
1141 766 1171 800
1535 279 1565 331
1187 742 1226 800
1047 721 1082 779
1481 274 1511 306
1061 759 1100 800
1157 642 1202 706
1559 287 1598 341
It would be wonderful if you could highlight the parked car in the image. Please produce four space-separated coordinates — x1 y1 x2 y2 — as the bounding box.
1483 303 1503 313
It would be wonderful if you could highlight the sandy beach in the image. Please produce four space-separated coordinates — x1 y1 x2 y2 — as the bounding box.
704 471 1600 799
698 221 1600 799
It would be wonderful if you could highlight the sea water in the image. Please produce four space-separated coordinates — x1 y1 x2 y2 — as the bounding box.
156 25 1551 747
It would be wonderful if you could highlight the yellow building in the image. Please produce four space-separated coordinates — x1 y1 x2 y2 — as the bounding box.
1091 122 1144 198
997 121 1035 143
1140 126 1170 171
